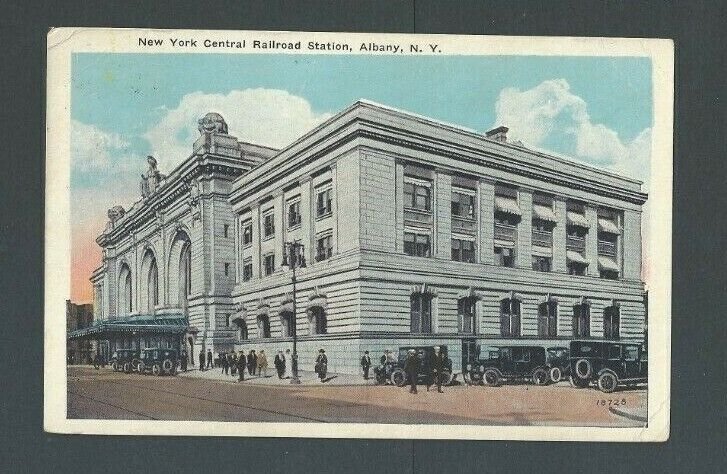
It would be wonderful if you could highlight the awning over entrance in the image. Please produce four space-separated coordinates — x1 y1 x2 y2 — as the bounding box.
67 314 188 340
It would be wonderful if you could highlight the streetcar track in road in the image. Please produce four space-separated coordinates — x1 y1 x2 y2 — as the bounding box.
68 390 159 420
101 377 328 422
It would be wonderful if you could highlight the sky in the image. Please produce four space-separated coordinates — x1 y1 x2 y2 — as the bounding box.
71 53 653 302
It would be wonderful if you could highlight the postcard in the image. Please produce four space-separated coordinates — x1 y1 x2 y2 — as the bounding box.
46 28 672 440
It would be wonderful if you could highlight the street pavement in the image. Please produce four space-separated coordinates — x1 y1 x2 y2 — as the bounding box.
67 366 647 426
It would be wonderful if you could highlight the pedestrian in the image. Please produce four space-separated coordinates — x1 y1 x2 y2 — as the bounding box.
429 346 445 393
274 350 286 379
284 349 293 378
247 350 256 376
404 349 419 394
220 351 227 374
231 352 238 376
93 353 100 370
236 351 246 382
258 350 268 377
198 350 205 371
360 351 371 380
180 351 187 372
206 349 213 369
315 348 328 382
227 353 234 376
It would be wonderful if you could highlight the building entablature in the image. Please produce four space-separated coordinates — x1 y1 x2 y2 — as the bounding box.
229 100 647 208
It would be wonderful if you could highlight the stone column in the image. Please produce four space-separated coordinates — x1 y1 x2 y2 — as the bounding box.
251 205 261 279
585 205 599 275
435 171 452 259
299 177 313 264
553 198 567 272
622 209 642 280
479 180 495 264
395 160 405 253
516 190 533 269
274 192 284 270
331 163 339 254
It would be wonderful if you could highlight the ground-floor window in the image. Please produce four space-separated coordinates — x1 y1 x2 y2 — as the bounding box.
280 311 294 337
257 314 271 338
309 307 327 335
538 301 558 337
235 319 248 341
573 303 590 337
458 297 476 334
500 298 521 337
603 305 620 339
410 293 433 334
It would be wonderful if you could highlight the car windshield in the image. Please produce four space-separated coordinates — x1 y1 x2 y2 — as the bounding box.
548 348 568 358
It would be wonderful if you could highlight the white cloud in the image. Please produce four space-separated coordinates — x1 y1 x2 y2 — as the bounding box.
493 79 651 188
144 88 333 172
71 120 131 174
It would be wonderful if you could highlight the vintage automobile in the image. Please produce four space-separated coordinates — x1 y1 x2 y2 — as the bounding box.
389 346 453 387
473 345 552 386
546 346 570 383
137 348 179 376
109 349 141 373
569 340 648 393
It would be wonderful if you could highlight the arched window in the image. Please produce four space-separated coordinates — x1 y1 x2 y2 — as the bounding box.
410 293 432 334
257 314 271 338
573 303 591 337
538 301 558 337
234 318 248 341
118 263 133 315
500 298 521 337
458 297 476 334
604 305 620 340
147 257 158 312
309 307 327 335
179 242 191 308
280 311 294 337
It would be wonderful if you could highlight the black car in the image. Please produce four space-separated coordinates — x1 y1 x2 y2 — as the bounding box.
569 340 648 393
546 346 570 383
389 346 453 387
110 349 141 373
473 345 551 386
138 348 179 376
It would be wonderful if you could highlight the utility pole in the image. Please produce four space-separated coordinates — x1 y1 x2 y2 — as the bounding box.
282 240 305 384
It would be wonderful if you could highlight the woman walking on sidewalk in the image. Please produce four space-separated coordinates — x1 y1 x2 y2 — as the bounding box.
236 351 246 382
258 350 268 377
315 349 328 382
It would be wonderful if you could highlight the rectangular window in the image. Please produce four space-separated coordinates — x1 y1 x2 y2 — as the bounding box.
316 187 332 217
287 200 301 228
568 262 587 276
500 299 521 337
532 256 552 272
410 293 432 334
404 179 431 211
573 304 590 337
538 301 558 337
494 246 515 267
451 238 475 263
242 258 253 281
263 211 275 238
223 224 229 238
458 298 476 334
242 222 252 246
404 232 431 257
451 191 475 219
263 254 275 276
316 234 333 262
224 262 230 276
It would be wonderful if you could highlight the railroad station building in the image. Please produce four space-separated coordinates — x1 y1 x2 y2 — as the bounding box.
74 100 647 374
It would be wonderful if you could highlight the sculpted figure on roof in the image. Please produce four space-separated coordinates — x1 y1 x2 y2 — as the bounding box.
197 112 228 135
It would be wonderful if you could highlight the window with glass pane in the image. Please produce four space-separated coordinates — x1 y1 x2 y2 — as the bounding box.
458 297 476 334
316 234 333 262
242 258 253 281
263 254 275 276
573 304 590 337
538 301 558 337
410 293 432 334
500 298 521 337
452 238 475 263
568 262 587 276
404 232 430 257
494 246 515 267
257 314 271 338
242 223 252 245
288 201 301 228
316 188 332 216
603 306 620 340
451 191 475 219
532 255 552 272
263 212 275 238
404 179 431 211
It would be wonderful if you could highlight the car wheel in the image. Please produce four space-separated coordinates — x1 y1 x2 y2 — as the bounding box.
152 363 162 376
483 369 500 387
463 372 472 385
162 358 174 374
111 361 118 371
470 371 483 385
570 375 589 388
123 362 131 373
597 372 618 393
550 367 562 383
574 359 593 379
390 369 407 387
137 362 145 374
532 368 548 385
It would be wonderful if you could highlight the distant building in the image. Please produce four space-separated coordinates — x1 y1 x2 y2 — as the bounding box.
71 101 647 374
66 300 94 364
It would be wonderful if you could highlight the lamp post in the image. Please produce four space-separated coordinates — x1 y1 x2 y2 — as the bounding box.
282 240 306 384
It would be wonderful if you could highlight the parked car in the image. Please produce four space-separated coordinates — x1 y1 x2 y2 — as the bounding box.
389 346 453 387
546 346 570 383
473 345 551 386
110 349 141 373
569 340 648 393
138 348 179 376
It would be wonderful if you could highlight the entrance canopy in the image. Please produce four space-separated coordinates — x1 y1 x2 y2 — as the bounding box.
67 314 188 340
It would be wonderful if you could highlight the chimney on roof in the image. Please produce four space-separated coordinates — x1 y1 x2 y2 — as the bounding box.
485 126 508 143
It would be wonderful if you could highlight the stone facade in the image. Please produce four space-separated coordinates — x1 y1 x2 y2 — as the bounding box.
66 300 94 364
90 101 647 375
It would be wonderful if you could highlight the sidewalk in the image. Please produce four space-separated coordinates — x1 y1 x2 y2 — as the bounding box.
177 367 378 386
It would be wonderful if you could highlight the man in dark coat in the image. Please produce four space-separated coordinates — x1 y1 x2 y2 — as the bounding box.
429 346 446 393
403 349 419 394
315 349 328 382
221 352 229 375
274 350 286 379
247 350 257 376
198 350 205 371
236 351 246 382
206 349 213 369
180 352 187 371
360 351 371 380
